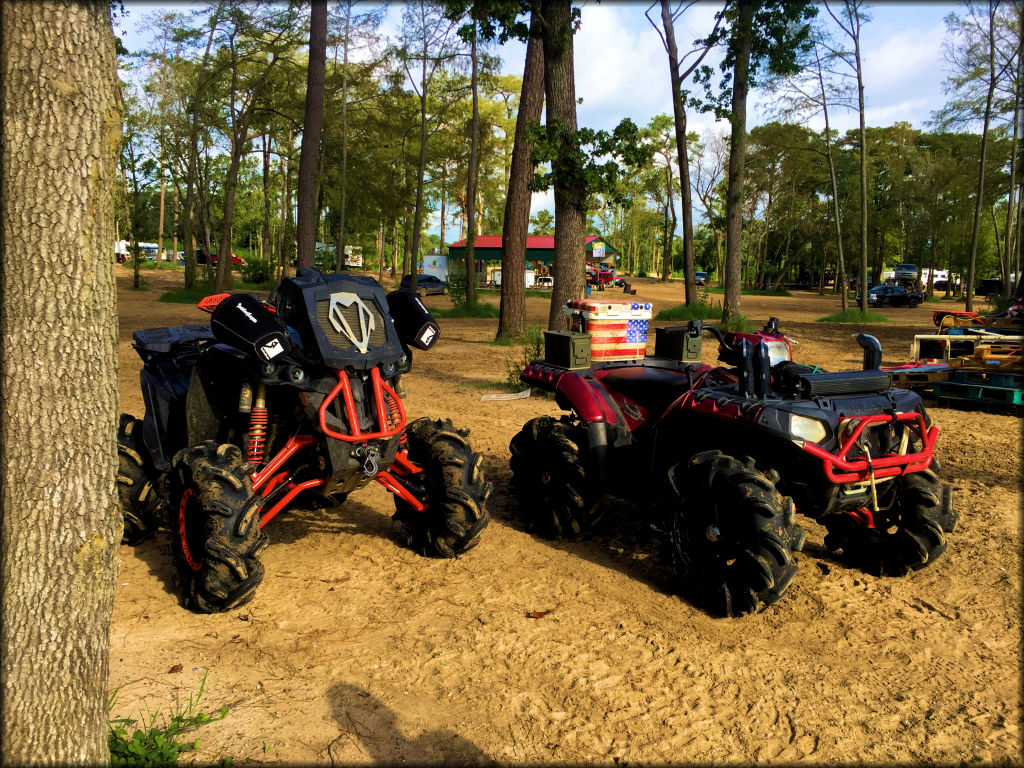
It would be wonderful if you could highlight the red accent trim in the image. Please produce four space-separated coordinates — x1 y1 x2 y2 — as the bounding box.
844 507 876 528
196 293 231 314
800 412 937 483
258 471 290 498
177 488 202 571
259 478 325 528
251 434 316 492
555 374 620 423
318 369 408 442
391 449 423 476
374 471 427 511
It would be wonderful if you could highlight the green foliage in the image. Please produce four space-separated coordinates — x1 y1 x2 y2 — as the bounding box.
718 313 756 333
159 280 272 304
240 254 272 285
430 301 499 318
446 272 467 306
527 117 655 209
815 309 890 324
707 285 791 296
108 673 228 767
654 303 723 321
501 325 544 389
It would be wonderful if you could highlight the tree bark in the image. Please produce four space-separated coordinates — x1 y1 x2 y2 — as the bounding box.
965 0 997 312
1 2 121 761
853 4 869 312
722 0 753 326
542 0 587 331
297 0 328 271
464 28 480 306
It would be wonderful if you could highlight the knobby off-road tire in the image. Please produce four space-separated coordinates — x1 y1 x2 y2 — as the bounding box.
508 416 602 538
170 442 268 612
117 413 162 544
823 460 957 577
394 418 492 557
668 450 806 617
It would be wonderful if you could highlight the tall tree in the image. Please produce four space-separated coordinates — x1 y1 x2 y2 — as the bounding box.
297 0 328 270
695 0 817 325
540 0 586 330
399 0 464 284
1 1 121 760
648 0 722 303
825 0 870 310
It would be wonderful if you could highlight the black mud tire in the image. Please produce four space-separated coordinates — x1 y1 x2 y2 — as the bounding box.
668 450 805 617
508 416 602 538
823 460 957 577
393 418 492 557
169 442 268 613
117 414 162 545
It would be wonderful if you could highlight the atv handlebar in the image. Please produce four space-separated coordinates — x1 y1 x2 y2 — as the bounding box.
687 319 731 351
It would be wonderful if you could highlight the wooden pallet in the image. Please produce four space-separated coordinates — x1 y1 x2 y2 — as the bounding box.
910 333 1024 362
933 380 1024 406
948 344 1024 373
888 368 950 390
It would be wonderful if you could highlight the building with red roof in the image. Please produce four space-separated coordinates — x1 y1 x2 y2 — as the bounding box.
445 234 618 284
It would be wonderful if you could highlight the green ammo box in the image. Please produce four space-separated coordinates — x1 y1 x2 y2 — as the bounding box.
654 326 702 361
544 331 592 369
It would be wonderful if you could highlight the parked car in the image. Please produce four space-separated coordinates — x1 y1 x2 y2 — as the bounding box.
535 276 554 289
858 284 922 308
400 274 449 295
894 263 919 282
695 271 708 286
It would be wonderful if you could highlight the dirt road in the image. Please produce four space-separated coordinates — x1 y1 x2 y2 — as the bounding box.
110 268 1021 765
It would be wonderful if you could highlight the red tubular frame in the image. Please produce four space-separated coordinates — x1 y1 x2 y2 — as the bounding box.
801 412 938 483
318 368 407 441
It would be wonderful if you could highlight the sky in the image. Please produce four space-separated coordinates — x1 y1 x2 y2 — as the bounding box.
116 1 965 233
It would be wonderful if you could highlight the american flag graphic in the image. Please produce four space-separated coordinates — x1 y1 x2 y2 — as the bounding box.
564 300 653 361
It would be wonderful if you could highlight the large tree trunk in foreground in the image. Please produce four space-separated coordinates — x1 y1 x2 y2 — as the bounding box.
497 13 544 339
1 1 122 762
297 0 327 271
543 0 587 331
722 0 753 326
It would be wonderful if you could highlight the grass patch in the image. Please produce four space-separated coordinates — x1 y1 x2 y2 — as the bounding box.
501 325 544 389
816 309 890 323
718 313 756 332
654 302 723 321
707 286 791 297
159 280 275 304
109 673 229 766
126 258 180 271
430 301 499 319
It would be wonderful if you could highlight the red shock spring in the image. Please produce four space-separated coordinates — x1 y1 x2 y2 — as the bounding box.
247 407 268 465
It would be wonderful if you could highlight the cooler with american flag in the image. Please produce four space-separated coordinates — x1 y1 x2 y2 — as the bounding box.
563 299 653 361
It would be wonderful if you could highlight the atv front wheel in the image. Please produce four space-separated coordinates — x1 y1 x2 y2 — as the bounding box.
668 451 805 617
117 414 162 544
393 418 492 557
509 416 602 538
823 460 957 577
170 442 268 612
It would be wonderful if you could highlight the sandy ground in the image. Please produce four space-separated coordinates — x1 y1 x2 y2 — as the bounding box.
109 267 1022 765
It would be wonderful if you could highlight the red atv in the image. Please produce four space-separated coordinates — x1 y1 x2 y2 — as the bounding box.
510 318 956 616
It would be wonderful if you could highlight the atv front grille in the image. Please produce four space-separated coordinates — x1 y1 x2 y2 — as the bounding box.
843 422 893 462
316 299 388 351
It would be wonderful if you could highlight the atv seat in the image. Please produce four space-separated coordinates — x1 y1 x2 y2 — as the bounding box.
599 365 701 417
132 325 215 355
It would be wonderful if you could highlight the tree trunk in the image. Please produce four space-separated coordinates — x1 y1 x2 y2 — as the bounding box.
659 0 696 303
157 154 166 259
173 186 179 261
465 28 480 306
965 0 997 312
1001 44 1021 299
278 138 290 281
854 10 869 312
297 0 327 271
1 2 121 761
409 50 431 285
262 134 271 263
214 135 245 291
722 0 753 326
542 0 587 331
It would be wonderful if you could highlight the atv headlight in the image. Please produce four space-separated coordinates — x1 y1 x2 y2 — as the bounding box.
790 414 828 444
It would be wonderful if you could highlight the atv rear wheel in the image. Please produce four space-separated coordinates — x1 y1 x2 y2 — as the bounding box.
668 451 805 617
170 442 268 612
117 414 162 544
393 418 492 557
823 460 957 577
509 416 601 538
